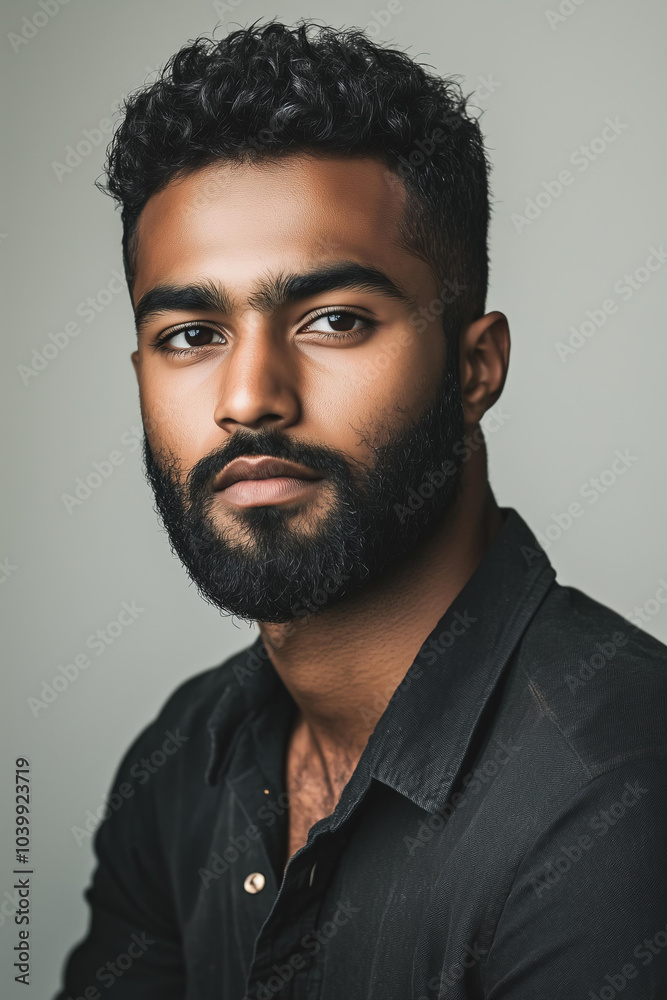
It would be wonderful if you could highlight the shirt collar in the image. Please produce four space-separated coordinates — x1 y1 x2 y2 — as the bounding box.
204 632 286 786
205 508 556 809
361 507 556 813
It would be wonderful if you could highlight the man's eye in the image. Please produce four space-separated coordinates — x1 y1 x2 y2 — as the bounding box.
304 312 367 337
164 325 224 350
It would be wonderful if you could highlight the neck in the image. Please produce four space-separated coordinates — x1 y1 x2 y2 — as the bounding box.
258 441 504 763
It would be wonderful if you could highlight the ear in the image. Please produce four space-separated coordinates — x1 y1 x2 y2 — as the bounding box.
459 311 510 427
131 349 140 378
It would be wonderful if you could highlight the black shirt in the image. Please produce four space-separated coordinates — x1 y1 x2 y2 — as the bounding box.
55 509 667 999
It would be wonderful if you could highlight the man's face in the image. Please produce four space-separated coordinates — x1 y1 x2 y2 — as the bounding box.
130 154 465 622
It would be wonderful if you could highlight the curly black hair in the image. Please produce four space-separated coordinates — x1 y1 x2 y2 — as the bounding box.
101 20 491 336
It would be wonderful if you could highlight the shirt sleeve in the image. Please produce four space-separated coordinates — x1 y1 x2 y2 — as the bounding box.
482 758 667 999
52 718 186 1000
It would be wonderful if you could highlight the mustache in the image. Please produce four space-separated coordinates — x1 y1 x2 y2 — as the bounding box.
185 426 358 503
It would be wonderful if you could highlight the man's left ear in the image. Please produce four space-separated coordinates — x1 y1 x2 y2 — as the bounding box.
459 311 510 426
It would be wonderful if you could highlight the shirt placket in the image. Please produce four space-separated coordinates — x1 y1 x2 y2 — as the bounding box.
243 823 351 1000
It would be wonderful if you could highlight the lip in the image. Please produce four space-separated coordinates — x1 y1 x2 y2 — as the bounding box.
214 456 323 493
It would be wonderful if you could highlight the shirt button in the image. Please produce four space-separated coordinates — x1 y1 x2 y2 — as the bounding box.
243 872 266 894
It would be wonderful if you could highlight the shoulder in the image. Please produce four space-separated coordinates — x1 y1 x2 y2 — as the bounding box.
515 581 667 775
152 632 272 724
109 636 267 787
478 586 667 991
149 649 247 731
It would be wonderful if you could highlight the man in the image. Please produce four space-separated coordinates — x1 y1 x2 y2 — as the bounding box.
56 21 667 1000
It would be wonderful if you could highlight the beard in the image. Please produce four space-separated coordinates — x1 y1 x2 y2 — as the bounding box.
143 356 465 624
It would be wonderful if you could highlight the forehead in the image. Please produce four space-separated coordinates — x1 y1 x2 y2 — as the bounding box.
131 154 415 303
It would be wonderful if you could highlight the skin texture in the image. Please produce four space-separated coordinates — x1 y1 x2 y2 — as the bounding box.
130 153 510 865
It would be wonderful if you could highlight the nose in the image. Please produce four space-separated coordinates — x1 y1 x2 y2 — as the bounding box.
213 325 300 433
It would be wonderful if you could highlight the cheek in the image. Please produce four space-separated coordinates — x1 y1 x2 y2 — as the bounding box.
138 366 220 470
303 331 444 458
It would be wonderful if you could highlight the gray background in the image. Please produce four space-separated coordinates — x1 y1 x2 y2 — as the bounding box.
1 0 666 994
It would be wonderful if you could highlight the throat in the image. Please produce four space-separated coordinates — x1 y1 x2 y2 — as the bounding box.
282 715 361 867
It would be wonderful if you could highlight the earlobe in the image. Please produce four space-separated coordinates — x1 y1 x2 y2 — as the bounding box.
459 311 510 425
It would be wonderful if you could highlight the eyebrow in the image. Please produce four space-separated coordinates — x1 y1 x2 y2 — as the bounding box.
133 261 416 334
